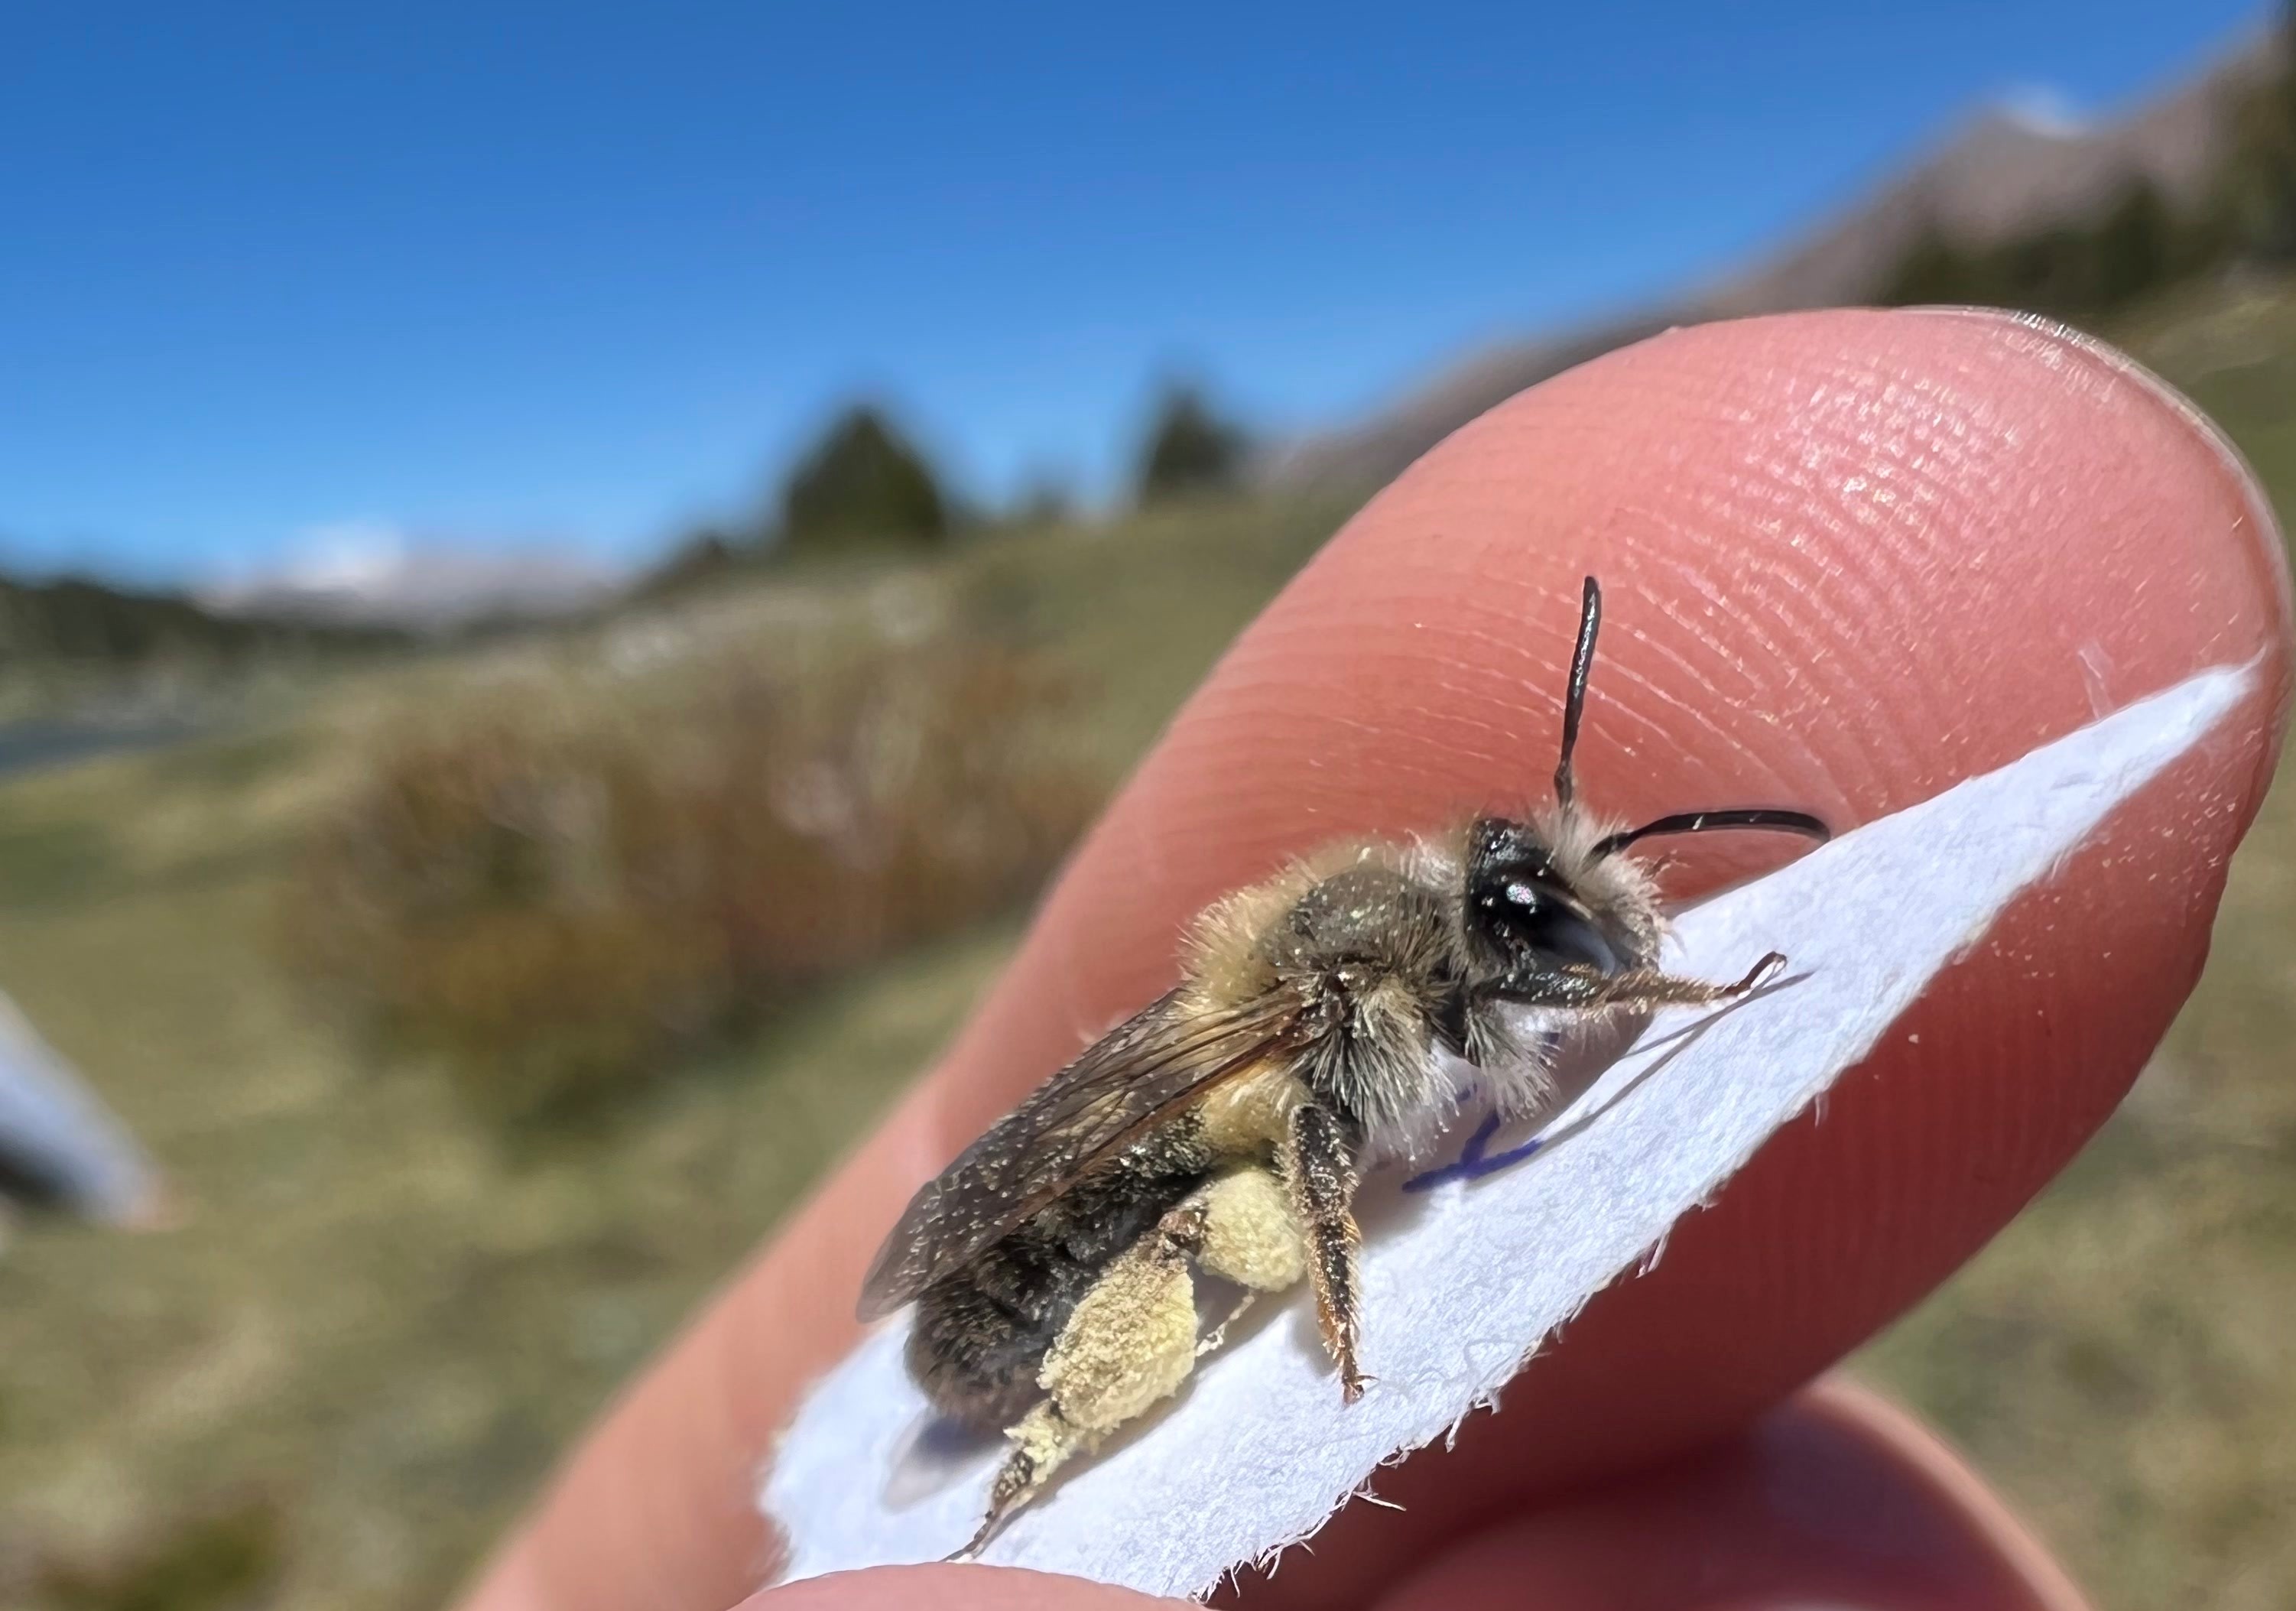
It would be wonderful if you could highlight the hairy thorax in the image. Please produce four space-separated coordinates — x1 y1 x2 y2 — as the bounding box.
1185 846 1476 1149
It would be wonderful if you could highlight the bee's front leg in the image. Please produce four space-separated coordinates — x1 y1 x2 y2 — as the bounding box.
1280 1101 1369 1402
1501 950 1787 1012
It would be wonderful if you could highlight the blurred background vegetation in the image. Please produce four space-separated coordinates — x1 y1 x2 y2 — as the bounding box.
8 12 2296 1611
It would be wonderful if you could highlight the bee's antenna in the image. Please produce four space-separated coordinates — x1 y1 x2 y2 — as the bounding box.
1591 807 1831 860
1553 576 1601 813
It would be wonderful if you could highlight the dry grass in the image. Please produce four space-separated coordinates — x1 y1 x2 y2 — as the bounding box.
284 631 1096 1118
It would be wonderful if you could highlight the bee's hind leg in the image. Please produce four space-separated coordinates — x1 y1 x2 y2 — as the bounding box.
1193 1164 1308 1293
952 1401 1083 1561
1190 1163 1309 1356
953 1200 1210 1558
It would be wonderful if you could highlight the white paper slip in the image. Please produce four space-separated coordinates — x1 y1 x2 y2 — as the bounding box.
765 659 2253 1600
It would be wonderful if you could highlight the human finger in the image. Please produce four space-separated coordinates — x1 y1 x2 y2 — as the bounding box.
1371 1378 2091 1611
743 1564 1180 1611
458 307 2291 1611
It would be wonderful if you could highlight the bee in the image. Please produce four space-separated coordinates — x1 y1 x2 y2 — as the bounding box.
859 577 1828 1555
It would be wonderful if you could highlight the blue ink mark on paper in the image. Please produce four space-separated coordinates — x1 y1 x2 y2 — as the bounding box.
1404 1111 1544 1191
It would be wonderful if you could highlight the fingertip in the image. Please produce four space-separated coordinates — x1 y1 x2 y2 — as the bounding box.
1793 1379 2095 1611
456 1538 549 1611
1904 304 2292 666
1369 1381 2092 1611
960 310 2288 1083
748 1564 1184 1611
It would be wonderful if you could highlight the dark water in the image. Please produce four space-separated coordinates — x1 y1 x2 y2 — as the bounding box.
0 718 198 780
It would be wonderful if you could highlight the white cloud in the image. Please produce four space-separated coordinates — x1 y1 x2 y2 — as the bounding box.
272 518 411 594
1996 82 2089 139
200 518 625 631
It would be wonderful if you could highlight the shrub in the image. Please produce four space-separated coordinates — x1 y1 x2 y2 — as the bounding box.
285 635 1097 1118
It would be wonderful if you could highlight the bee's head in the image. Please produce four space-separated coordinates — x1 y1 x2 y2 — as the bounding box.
1462 815 1638 976
1461 576 1832 986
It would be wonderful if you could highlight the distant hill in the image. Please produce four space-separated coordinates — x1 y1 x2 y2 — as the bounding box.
1269 28 2279 492
1700 40 2266 319
0 571 403 669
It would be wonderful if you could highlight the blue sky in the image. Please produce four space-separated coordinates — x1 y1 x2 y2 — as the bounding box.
0 2 2269 587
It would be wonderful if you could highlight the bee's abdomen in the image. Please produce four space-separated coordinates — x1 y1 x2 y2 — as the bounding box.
908 1151 1209 1431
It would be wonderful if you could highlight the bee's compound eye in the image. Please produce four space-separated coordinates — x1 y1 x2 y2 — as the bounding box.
1534 908 1622 974
1480 876 1622 974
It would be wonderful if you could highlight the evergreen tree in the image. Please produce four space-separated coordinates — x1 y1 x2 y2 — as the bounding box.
2211 2 2296 261
1134 386 1248 505
1879 225 1991 307
2091 180 2174 307
779 405 948 555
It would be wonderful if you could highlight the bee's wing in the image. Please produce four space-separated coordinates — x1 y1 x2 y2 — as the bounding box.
856 985 1307 1320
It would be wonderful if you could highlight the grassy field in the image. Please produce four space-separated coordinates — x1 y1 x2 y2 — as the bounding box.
0 298 2291 1610
0 495 1353 1609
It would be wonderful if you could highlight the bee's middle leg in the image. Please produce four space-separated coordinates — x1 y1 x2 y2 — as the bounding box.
1281 1101 1368 1402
